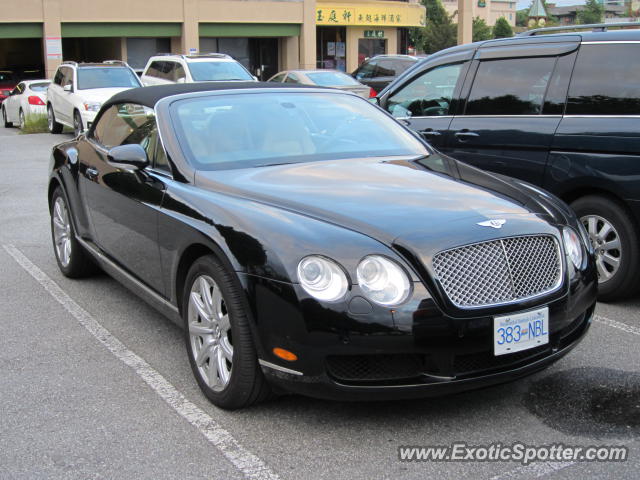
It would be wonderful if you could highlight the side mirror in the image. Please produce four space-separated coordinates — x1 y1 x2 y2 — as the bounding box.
107 144 149 170
176 77 186 84
63 84 73 93
252 75 259 81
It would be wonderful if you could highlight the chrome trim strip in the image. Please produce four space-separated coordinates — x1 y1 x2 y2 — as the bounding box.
455 115 562 118
562 115 640 118
76 236 179 313
259 359 303 376
581 41 640 45
432 234 565 310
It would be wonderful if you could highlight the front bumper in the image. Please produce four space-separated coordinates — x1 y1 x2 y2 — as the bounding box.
80 109 97 129
240 260 597 401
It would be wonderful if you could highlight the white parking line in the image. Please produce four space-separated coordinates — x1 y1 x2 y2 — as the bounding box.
488 461 576 480
595 315 640 336
3 244 280 480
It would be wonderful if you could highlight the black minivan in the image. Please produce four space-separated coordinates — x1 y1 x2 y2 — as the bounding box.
376 25 640 301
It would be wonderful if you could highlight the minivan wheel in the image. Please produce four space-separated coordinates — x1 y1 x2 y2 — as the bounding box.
571 195 640 301
183 255 271 409
47 105 63 134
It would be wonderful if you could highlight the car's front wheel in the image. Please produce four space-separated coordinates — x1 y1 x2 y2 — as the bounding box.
2 106 12 128
47 105 63 134
73 110 83 137
50 187 97 278
572 195 640 301
183 255 271 409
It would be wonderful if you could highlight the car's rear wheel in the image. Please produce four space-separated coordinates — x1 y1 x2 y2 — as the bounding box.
183 255 271 409
50 187 97 278
571 195 640 301
18 109 25 130
47 105 63 134
73 110 83 137
2 106 12 128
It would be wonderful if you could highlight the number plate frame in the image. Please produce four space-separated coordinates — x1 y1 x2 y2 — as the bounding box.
493 307 549 356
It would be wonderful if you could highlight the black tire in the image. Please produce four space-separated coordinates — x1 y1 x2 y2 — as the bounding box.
182 254 272 409
73 110 83 137
50 187 98 278
18 109 25 130
2 106 12 128
47 105 63 134
571 195 640 302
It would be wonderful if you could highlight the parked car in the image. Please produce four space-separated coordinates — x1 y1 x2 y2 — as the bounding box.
351 54 420 96
2 79 50 129
141 54 255 86
47 60 142 136
0 70 17 104
268 69 373 98
48 82 596 409
376 26 640 301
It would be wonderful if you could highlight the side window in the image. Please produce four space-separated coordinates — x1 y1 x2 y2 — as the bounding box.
53 69 64 86
269 73 286 83
354 60 377 80
567 44 640 115
174 63 186 82
284 73 300 84
60 67 74 88
543 52 576 115
152 134 170 171
163 61 176 81
92 103 155 148
387 63 464 118
375 59 397 78
465 57 556 116
146 61 163 78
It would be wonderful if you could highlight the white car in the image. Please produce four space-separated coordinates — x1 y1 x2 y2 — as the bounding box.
2 79 50 129
141 54 256 86
47 61 142 136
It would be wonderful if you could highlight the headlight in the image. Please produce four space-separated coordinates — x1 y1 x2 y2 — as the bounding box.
563 227 583 269
356 255 410 306
297 256 348 302
83 102 101 112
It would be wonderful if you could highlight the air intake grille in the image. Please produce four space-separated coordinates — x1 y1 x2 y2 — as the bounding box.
432 235 562 308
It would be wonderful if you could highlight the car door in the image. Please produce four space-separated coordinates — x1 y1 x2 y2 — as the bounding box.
48 68 64 114
56 66 75 124
378 51 473 151
446 42 579 186
78 103 166 294
5 83 23 122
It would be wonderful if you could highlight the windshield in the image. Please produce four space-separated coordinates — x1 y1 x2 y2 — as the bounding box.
187 61 253 81
77 68 141 90
306 71 360 87
29 82 50 92
171 92 427 171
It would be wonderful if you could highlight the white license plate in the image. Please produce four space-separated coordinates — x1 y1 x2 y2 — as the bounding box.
493 307 549 356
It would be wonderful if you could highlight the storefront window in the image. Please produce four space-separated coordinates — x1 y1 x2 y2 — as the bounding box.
358 39 386 66
317 27 347 71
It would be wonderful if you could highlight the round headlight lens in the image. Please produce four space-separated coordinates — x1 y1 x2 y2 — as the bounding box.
563 227 583 269
356 255 410 306
297 256 348 302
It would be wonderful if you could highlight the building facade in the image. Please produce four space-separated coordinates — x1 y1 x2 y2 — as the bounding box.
0 0 424 81
443 0 517 26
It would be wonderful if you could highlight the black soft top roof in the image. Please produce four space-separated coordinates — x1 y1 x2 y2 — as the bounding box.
106 81 324 109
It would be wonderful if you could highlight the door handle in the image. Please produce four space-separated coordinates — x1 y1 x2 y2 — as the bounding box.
454 130 479 142
85 167 98 180
419 129 442 137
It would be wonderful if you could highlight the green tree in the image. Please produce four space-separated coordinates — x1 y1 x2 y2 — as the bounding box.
577 0 604 24
516 8 529 27
410 0 457 54
493 17 514 38
473 16 493 42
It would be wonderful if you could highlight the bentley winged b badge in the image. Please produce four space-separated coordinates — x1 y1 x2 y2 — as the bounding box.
477 219 506 229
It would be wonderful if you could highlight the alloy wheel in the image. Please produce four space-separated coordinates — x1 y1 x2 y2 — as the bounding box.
74 113 82 137
47 107 54 131
52 196 72 267
581 214 622 283
187 275 233 392
19 110 25 129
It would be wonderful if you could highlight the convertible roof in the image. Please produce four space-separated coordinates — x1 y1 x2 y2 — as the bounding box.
106 81 323 108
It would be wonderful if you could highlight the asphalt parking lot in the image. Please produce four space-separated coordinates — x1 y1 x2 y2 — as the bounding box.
1 125 639 480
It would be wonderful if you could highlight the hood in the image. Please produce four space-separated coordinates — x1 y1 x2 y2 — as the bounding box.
334 85 371 98
195 156 567 252
77 87 135 104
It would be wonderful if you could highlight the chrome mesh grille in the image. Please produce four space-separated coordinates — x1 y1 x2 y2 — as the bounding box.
432 235 562 307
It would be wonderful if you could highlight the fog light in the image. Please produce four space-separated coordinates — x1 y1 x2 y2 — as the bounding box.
273 347 297 362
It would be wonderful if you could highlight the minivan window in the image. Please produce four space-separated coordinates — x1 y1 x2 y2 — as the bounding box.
465 57 556 116
566 44 640 115
387 63 463 118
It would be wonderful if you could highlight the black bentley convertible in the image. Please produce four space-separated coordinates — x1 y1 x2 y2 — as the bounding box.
48 82 597 409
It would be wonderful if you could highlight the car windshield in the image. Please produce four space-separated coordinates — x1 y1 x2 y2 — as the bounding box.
188 62 253 81
29 82 50 92
77 67 141 90
305 71 360 87
171 91 427 171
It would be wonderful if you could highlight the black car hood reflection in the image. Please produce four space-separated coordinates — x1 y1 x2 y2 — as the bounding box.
195 156 567 248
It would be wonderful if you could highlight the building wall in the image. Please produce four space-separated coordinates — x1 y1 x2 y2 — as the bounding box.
443 0 517 26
